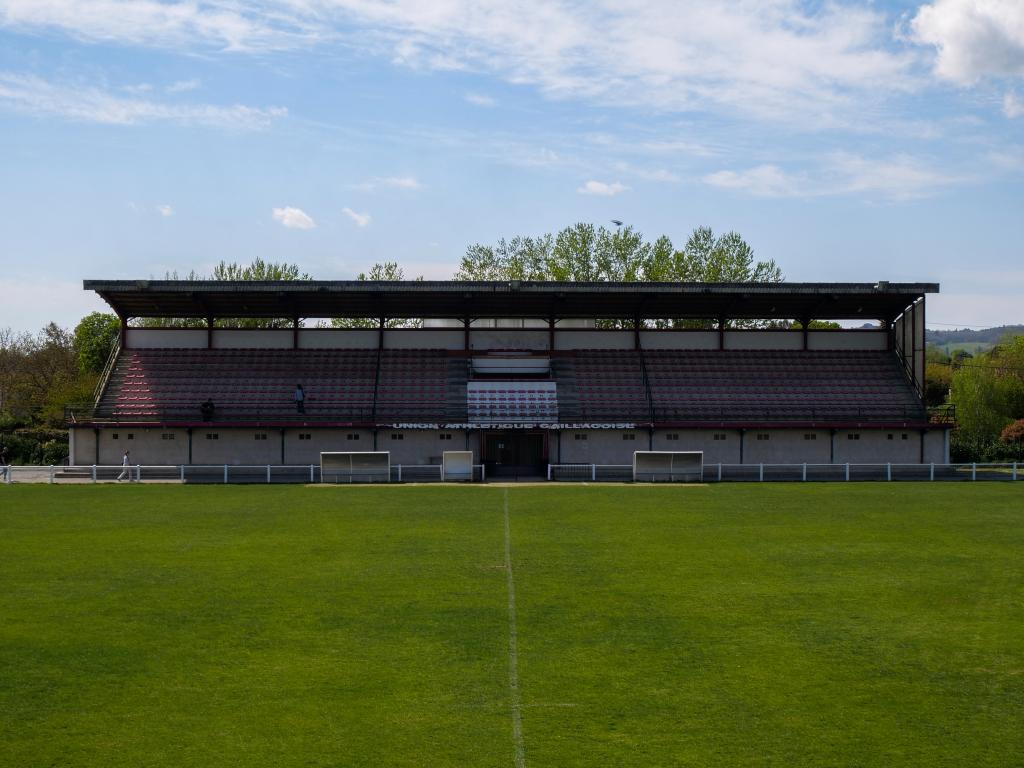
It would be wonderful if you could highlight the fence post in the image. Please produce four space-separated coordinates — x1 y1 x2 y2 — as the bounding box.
802 463 807 482
759 463 764 482
547 464 552 481
49 465 55 484
845 463 850 482
224 465 228 484
1014 462 1018 481
930 463 934 482
718 462 722 482
135 465 141 483
591 464 596 481
397 464 402 483
972 463 976 482
92 464 97 483
5 465 10 484
887 462 892 482
310 464 315 483
266 465 271 484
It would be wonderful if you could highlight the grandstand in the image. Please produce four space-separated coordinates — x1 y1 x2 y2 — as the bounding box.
67 280 949 476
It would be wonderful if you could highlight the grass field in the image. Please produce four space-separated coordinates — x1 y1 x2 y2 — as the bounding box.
1 484 1022 767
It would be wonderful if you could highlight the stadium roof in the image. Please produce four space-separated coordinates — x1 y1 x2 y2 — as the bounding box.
84 280 938 321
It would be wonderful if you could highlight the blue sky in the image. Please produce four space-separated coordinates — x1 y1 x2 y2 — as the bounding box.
1 0 1023 332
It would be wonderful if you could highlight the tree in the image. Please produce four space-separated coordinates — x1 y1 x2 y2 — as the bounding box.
332 262 424 328
137 259 311 329
924 361 953 408
457 223 781 328
74 312 120 374
1001 419 1024 445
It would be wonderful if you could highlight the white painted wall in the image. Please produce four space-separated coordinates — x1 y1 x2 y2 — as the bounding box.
639 331 718 350
832 429 921 463
299 329 378 349
724 331 803 350
555 330 633 350
807 330 887 351
125 329 207 349
212 330 292 349
470 329 549 350
385 329 464 350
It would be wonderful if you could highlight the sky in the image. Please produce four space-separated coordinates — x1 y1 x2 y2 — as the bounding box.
1 0 1023 333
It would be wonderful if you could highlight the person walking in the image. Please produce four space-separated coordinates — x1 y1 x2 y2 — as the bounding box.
117 449 131 481
295 384 306 414
0 445 9 482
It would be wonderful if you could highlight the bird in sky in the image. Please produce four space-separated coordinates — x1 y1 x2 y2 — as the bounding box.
611 219 623 227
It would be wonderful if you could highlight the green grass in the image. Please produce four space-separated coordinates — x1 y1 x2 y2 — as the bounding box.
1 484 1022 767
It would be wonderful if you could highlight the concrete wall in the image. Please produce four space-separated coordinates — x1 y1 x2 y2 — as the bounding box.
212 330 293 349
470 329 549 351
378 429 473 465
125 326 893 352
740 429 832 464
299 329 378 349
640 331 718 350
385 329 464 350
555 330 633 350
73 425 951 467
832 429 921 464
93 427 190 465
724 331 803 350
125 329 207 348
807 330 887 351
651 429 741 463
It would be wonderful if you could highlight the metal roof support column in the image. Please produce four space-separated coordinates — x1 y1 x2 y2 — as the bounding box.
292 317 299 350
800 317 810 351
117 312 128 349
548 316 555 352
206 316 214 350
718 317 726 350
463 317 470 352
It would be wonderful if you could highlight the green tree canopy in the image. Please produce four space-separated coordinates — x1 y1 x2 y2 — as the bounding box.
73 312 120 374
458 223 783 327
332 262 424 328
138 259 311 329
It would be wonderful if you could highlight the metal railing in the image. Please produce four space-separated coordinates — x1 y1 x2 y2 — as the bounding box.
547 462 1022 483
0 464 485 484
4 462 1019 485
63 403 376 424
90 337 121 409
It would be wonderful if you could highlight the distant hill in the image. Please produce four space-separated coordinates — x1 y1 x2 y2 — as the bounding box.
926 325 1024 356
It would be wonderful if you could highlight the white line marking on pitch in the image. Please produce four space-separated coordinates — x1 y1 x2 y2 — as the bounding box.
504 489 526 768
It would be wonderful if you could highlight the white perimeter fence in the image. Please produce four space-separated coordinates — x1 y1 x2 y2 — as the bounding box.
2 462 1022 485
0 464 485 485
547 462 1023 483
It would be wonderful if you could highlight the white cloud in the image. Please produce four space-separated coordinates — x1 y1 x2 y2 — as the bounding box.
577 180 628 196
1004 91 1024 118
156 204 173 217
464 92 496 107
0 1 916 124
911 0 1024 85
0 71 286 129
167 79 200 93
704 165 803 198
342 207 371 227
272 206 315 229
704 153 957 200
0 0 307 51
356 175 420 190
